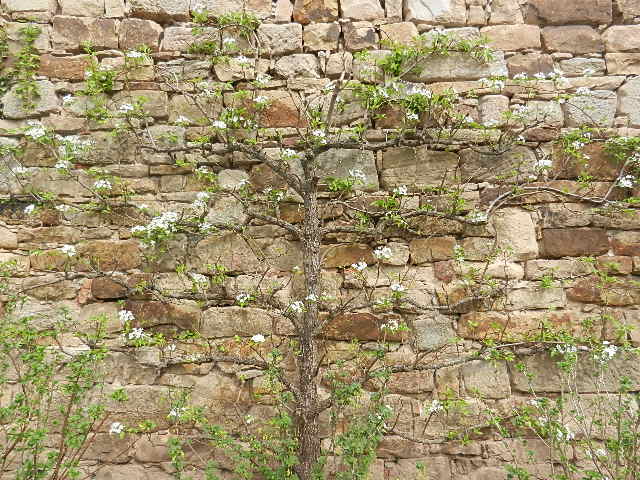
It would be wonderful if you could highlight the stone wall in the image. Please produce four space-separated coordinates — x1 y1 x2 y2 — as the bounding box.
2 0 640 479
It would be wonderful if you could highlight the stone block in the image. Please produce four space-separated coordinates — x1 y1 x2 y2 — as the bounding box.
525 0 612 25
618 77 640 127
39 54 90 80
303 23 340 51
603 26 640 53
340 0 384 20
606 54 640 75
293 0 339 23
379 22 419 45
128 0 190 21
491 208 539 261
59 0 105 16
407 51 507 82
540 228 609 258
564 90 617 127
611 231 640 256
462 361 511 398
410 236 457 263
618 0 640 18
119 18 163 51
488 0 523 24
558 57 606 77
382 147 459 189
404 0 467 25
191 234 262 273
2 80 59 119
478 95 509 126
507 53 554 77
323 243 374 267
343 21 379 51
77 240 142 271
317 148 378 190
481 25 541 51
542 26 603 54
112 90 169 118
52 16 118 50
257 23 303 55
274 54 321 78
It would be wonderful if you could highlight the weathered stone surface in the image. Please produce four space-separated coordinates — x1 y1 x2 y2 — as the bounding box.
564 90 617 127
525 0 612 25
491 208 538 261
323 244 374 268
558 57 606 77
125 300 201 329
39 54 90 80
5 0 56 20
404 0 467 24
168 94 222 125
119 18 163 51
410 236 457 263
379 22 419 45
2 80 59 120
481 25 541 51
488 0 523 24
568 276 640 305
113 90 168 118
303 23 340 51
478 95 509 126
200 307 280 337
322 312 401 341
343 21 379 51
618 77 640 127
341 0 384 20
162 26 218 52
408 51 507 82
192 234 262 273
382 147 459 189
611 231 640 256
603 26 640 53
460 146 537 183
540 228 609 258
128 0 190 21
317 149 378 191
59 0 105 16
526 258 592 280
293 0 339 23
618 0 640 17
606 54 640 75
462 361 510 399
413 313 456 350
77 240 142 271
257 23 303 56
52 16 118 50
507 53 554 77
275 54 321 78
542 26 603 54
192 0 271 17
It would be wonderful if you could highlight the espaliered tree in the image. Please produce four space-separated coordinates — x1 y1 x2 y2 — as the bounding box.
4 9 640 480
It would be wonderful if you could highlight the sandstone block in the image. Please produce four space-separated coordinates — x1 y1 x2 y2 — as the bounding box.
558 57 606 77
39 54 90 80
77 240 142 271
564 90 616 127
343 21 379 51
325 52 353 77
162 26 218 52
274 54 321 78
404 0 467 25
618 0 640 18
462 361 511 399
507 53 554 77
542 26 603 54
478 95 509 126
322 312 402 341
540 228 609 258
59 0 105 16
258 23 303 55
113 90 168 118
603 26 640 53
5 0 56 21
525 0 612 25
323 244 374 267
408 51 507 82
293 0 339 23
318 148 378 190
606 54 640 75
105 0 126 16
611 231 640 256
125 300 201 329
303 23 340 51
52 16 118 50
618 77 640 127
491 208 538 261
193 0 272 18
506 286 566 310
414 313 456 350
481 25 541 51
382 147 459 189
119 18 163 51
379 22 419 45
526 259 591 280
341 0 384 20
460 146 537 183
128 0 190 21
275 0 294 21
2 80 59 120
410 236 457 263
200 307 276 337
192 234 262 273
488 0 523 24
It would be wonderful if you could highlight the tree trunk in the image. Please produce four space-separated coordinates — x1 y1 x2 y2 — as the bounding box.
295 188 322 480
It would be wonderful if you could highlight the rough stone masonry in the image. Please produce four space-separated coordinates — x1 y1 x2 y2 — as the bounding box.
1 0 640 478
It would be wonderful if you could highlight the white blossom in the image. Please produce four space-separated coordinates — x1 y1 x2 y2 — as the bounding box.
234 55 251 65
24 204 36 215
174 115 190 125
289 301 305 313
348 169 366 181
282 148 299 159
127 327 146 340
351 261 367 271
576 86 592 96
255 73 271 85
109 422 124 435
126 50 145 58
55 204 73 213
13 165 28 175
190 272 208 285
427 399 444 414
131 225 146 235
406 112 419 122
236 292 251 305
381 319 399 331
254 95 268 104
513 72 528 80
62 94 74 105
534 72 547 80
60 244 76 257
468 211 488 224
373 246 393 260
595 341 618 364
55 160 73 170
211 120 227 129
618 175 635 188
306 293 318 302
555 344 577 355
119 103 134 113
311 129 326 138
251 334 266 343
168 407 186 418
94 179 112 190
536 158 553 169
119 310 135 324
390 283 406 293
393 185 408 196
24 121 46 140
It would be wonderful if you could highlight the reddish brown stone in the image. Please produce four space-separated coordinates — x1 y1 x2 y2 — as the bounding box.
323 244 374 268
551 143 619 181
118 18 163 52
91 277 128 299
507 53 554 77
525 0 612 25
540 228 609 258
52 16 118 50
434 260 456 283
293 0 339 24
568 276 640 306
596 256 633 275
322 312 405 341
124 300 201 329
542 26 603 54
611 232 640 256
39 54 90 80
29 250 67 271
76 240 142 271
410 237 457 264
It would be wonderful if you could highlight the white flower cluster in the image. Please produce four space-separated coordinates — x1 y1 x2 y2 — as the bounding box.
190 272 208 285
94 179 112 190
251 334 266 343
192 191 210 210
595 341 618 364
174 115 190 125
380 319 399 331
59 244 76 257
126 327 146 340
57 135 93 158
119 310 135 324
211 120 227 129
168 406 187 418
555 344 578 355
234 55 251 65
255 73 271 85
236 292 251 305
109 422 124 435
480 77 505 90
575 86 592 96
618 174 635 188
55 160 73 170
119 103 134 113
555 427 575 442
536 158 553 169
289 301 305 313
281 148 300 159
427 399 443 414
349 169 366 182
373 246 392 260
126 50 146 58
351 260 367 271
467 211 488 224
24 204 36 215
254 95 268 104
24 121 46 140
390 283 406 293
393 185 408 196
